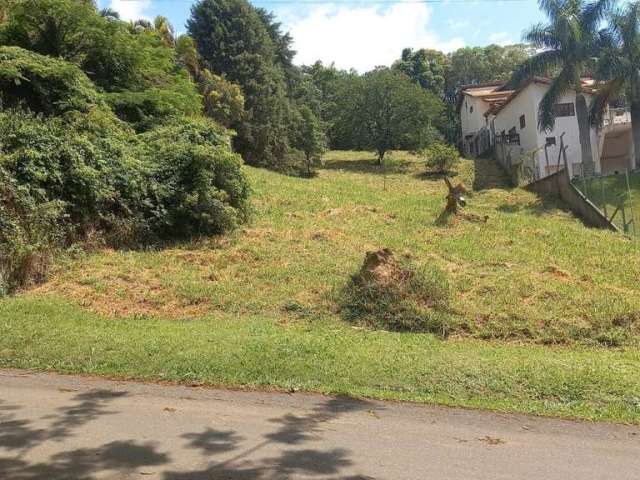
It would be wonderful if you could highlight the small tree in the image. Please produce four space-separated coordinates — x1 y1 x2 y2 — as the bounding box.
292 105 327 175
348 68 443 165
424 142 460 174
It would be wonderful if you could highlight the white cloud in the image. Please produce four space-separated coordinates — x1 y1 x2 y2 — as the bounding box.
109 0 152 21
287 4 464 72
488 31 514 46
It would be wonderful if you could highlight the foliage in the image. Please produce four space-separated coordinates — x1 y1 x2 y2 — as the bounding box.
508 0 612 176
0 167 65 293
590 1 640 169
188 0 293 168
393 48 449 98
295 61 359 149
291 105 327 175
0 46 101 114
198 69 245 128
106 83 202 132
446 44 530 97
336 68 444 164
175 34 200 77
1 0 202 121
138 117 251 237
424 142 460 173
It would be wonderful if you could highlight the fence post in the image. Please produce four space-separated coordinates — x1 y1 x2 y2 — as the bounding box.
625 169 636 236
600 176 607 218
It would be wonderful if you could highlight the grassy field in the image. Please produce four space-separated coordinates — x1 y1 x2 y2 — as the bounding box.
2 151 640 422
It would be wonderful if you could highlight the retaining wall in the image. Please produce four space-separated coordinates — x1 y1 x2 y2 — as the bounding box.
525 170 619 231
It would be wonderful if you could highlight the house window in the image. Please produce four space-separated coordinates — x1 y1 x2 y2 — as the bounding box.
470 106 474 114
520 115 526 129
545 137 556 146
509 127 516 135
553 103 575 117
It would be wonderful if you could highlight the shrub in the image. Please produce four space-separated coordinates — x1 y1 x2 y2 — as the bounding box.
0 110 252 290
424 142 460 173
0 166 65 293
138 118 251 237
106 84 202 133
0 46 101 115
339 249 453 335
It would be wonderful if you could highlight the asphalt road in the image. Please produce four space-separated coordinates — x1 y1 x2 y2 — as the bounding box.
1 369 638 479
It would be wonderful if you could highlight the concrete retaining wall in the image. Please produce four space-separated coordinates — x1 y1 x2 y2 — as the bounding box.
525 170 619 231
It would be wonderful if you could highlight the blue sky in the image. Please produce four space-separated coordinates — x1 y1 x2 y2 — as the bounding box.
99 0 544 72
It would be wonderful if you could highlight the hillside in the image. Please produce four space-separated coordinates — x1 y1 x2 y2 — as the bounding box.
29 151 640 344
2 152 640 422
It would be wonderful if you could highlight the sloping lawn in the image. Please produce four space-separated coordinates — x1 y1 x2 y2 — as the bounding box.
1 152 639 422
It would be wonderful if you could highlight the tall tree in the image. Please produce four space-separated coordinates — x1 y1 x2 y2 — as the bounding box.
340 68 443 165
509 0 613 177
446 44 529 99
393 48 449 99
187 0 291 167
153 15 176 47
590 1 640 169
291 105 326 175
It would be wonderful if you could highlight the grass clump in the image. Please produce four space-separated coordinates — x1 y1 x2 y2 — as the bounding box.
339 248 453 335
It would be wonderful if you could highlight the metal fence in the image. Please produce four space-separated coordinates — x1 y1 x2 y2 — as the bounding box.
571 169 639 236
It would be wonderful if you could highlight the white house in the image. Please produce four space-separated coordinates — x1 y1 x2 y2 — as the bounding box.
458 77 634 180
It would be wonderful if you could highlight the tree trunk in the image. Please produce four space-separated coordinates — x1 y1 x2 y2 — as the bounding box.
575 94 595 177
377 151 385 166
630 101 640 170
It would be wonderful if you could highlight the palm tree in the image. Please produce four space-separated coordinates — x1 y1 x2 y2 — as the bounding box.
153 15 175 47
99 8 120 22
590 1 640 170
509 0 613 177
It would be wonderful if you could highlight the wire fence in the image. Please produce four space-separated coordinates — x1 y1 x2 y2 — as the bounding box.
571 170 639 236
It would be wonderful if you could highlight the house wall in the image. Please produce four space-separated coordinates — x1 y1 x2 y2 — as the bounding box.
600 129 633 175
491 83 601 179
492 83 540 178
460 95 490 138
528 84 600 178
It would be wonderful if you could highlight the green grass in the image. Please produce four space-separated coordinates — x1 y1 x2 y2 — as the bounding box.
577 171 640 235
2 295 640 423
2 151 640 422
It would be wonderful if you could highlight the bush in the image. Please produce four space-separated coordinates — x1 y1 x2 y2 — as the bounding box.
339 249 453 335
0 110 252 291
0 165 66 293
0 46 101 115
138 118 251 237
424 142 460 173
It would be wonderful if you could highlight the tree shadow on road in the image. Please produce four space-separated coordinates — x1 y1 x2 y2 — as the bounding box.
1 387 380 480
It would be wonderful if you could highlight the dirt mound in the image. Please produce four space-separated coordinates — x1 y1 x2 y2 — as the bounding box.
358 248 406 285
339 248 454 334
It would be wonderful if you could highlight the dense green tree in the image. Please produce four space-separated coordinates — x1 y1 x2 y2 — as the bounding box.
509 0 613 176
295 61 359 149
255 8 297 88
447 45 529 90
199 69 245 128
291 105 327 175
153 15 175 47
175 34 200 78
590 1 640 169
188 0 292 168
338 68 443 165
393 48 449 98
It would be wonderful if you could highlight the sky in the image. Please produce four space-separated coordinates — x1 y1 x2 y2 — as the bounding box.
98 0 545 72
